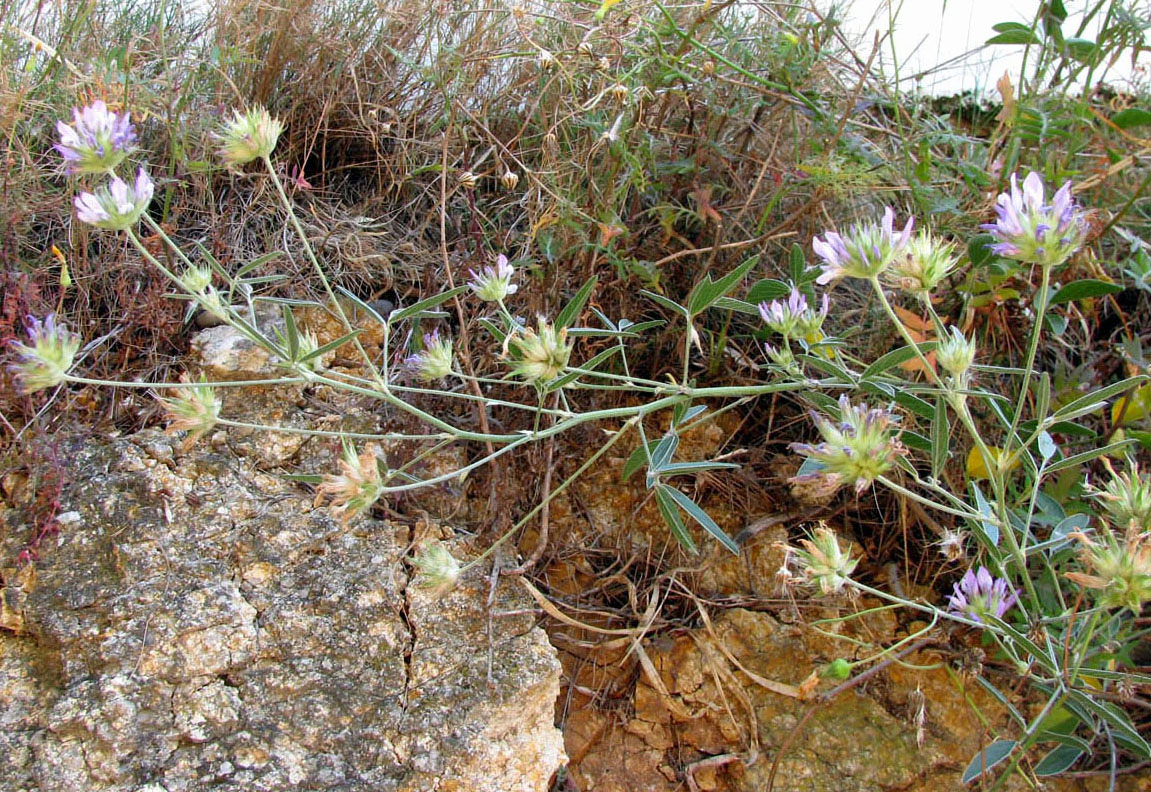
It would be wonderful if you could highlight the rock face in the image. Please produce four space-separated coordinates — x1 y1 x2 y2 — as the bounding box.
0 429 565 791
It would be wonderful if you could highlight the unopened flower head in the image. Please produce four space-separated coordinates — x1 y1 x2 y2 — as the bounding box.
295 328 328 373
935 529 968 563
1065 527 1151 614
759 288 806 336
468 254 518 302
538 49 558 70
982 171 1087 269
500 169 520 191
813 207 914 284
506 317 572 384
458 170 478 190
217 106 283 166
795 525 858 595
796 292 830 337
1089 458 1151 537
406 329 454 382
763 342 797 369
157 376 221 448
947 566 1017 623
411 540 462 598
314 441 386 526
789 395 905 495
937 326 976 386
74 167 153 230
179 265 213 294
8 314 80 394
55 100 137 175
887 231 957 295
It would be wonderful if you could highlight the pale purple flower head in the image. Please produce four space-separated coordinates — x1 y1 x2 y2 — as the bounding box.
405 329 454 381
759 288 808 335
982 172 1087 269
759 288 830 339
789 395 905 495
468 254 518 302
947 566 1017 623
55 100 137 175
813 207 914 284
74 167 154 230
8 314 80 394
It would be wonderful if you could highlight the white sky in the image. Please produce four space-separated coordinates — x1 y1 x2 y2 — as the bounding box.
830 0 1149 95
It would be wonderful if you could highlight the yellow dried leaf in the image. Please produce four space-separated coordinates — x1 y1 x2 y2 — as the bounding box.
966 446 1019 480
996 72 1016 125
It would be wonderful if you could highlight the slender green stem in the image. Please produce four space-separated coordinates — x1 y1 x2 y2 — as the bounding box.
66 374 306 389
876 475 981 521
1005 263 1053 465
261 155 384 388
217 417 450 441
460 415 639 572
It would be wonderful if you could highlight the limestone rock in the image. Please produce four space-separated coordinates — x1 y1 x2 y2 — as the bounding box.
0 431 565 791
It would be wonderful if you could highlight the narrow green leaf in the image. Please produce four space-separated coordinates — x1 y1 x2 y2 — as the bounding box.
862 341 939 380
932 397 949 479
298 329 362 363
900 430 932 453
985 616 1058 674
478 317 507 344
712 296 759 314
622 442 653 483
555 275 598 330
1054 376 1147 420
673 404 707 427
1036 730 1091 753
746 278 793 304
961 740 1016 783
654 486 697 554
389 286 469 324
971 484 1000 547
659 460 740 476
987 29 1041 45
1034 745 1082 777
649 432 680 474
660 485 739 554
1045 439 1134 473
1112 108 1151 130
642 289 689 318
281 304 300 359
789 244 806 284
1036 372 1051 425
336 286 387 324
1064 37 1096 63
687 258 757 316
548 346 619 390
1066 690 1151 758
235 250 284 280
968 233 997 267
1050 279 1123 304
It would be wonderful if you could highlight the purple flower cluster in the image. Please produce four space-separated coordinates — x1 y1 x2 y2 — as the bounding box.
468 254 518 302
947 566 1017 623
54 100 137 175
983 172 1086 269
758 288 828 338
73 167 154 231
790 395 904 495
8 314 80 394
813 207 914 285
405 329 454 382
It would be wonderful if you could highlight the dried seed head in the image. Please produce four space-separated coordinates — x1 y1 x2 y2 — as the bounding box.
500 169 520 191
